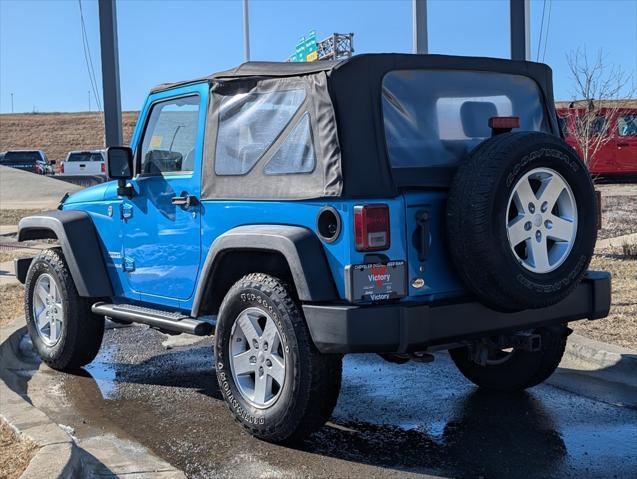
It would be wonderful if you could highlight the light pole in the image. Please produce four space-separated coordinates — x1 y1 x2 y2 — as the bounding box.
510 0 530 60
98 0 123 146
88 90 91 112
10 93 14 113
243 0 251 62
412 0 428 54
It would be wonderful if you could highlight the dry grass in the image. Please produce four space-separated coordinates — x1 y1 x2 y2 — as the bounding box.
0 111 138 166
599 190 637 240
622 242 637 258
0 284 24 328
0 420 38 479
571 248 637 350
0 209 46 226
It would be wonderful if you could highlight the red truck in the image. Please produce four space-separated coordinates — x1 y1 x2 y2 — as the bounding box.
557 101 637 179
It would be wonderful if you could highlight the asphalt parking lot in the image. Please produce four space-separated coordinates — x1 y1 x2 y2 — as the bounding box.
23 325 637 479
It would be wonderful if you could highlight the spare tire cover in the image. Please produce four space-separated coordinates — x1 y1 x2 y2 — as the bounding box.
446 131 597 311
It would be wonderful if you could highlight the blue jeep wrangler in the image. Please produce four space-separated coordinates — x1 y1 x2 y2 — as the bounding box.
17 54 611 444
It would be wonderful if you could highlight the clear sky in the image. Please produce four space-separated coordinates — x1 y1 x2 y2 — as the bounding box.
1 0 635 113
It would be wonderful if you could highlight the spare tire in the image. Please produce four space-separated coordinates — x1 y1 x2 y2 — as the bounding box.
446 132 597 311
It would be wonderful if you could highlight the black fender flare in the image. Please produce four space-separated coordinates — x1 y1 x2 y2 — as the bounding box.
191 224 339 317
18 210 113 297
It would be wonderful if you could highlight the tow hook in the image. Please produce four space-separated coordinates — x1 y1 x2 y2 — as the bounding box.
379 352 435 364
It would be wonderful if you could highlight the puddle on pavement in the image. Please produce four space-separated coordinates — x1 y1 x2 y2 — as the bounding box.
84 345 118 399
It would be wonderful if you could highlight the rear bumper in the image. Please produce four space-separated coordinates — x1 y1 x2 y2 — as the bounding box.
303 271 611 354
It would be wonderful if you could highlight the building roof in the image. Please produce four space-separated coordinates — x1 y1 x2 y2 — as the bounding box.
555 99 637 110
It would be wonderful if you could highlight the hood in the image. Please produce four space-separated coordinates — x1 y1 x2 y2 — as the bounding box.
62 181 118 206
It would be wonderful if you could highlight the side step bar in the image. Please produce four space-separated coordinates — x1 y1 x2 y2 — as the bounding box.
92 302 214 336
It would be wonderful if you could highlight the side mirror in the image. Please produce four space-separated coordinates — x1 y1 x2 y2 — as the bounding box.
106 146 135 197
107 146 133 179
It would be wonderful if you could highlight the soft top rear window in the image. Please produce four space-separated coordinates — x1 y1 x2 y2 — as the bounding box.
382 70 549 169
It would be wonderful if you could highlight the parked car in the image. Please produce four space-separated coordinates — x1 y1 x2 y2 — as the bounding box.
1 150 54 175
557 102 637 179
60 150 107 176
16 54 610 444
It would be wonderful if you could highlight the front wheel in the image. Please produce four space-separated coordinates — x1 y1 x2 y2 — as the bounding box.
25 248 105 370
449 326 568 391
214 273 342 444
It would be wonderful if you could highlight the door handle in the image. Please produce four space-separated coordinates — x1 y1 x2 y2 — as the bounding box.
414 210 430 262
617 142 629 147
171 194 198 208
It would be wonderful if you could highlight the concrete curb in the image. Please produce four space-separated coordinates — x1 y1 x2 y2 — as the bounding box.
1 318 187 478
0 320 82 479
563 333 637 388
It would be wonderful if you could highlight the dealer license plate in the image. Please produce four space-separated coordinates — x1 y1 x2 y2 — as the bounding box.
346 260 407 302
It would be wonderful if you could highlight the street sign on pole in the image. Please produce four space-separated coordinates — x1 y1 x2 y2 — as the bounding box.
98 0 123 147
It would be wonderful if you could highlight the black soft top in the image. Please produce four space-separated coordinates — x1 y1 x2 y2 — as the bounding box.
153 54 558 199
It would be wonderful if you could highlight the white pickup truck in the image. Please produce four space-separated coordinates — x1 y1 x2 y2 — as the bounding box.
60 150 106 176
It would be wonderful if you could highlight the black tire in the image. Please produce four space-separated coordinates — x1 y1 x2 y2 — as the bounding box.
214 273 342 444
447 132 597 311
449 326 568 391
24 248 104 371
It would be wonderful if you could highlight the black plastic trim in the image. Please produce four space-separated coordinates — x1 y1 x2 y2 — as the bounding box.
316 206 341 243
13 257 33 284
191 224 338 317
303 271 611 354
17 210 113 297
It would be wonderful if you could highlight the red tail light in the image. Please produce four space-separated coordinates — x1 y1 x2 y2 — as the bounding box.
489 116 520 130
60 162 64 174
101 162 106 173
354 204 390 251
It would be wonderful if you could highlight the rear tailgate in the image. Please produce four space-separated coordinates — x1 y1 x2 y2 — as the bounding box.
64 161 104 175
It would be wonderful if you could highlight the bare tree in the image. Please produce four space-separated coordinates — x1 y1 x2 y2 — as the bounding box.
563 48 633 166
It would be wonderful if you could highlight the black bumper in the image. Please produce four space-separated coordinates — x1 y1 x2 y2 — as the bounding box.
303 271 611 354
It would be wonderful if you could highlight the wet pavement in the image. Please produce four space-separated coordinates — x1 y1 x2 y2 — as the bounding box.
25 325 637 478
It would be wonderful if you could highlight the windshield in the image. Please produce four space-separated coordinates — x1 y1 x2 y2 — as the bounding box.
68 152 103 162
382 70 549 168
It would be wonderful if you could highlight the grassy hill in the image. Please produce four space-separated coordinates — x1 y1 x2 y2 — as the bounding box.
0 111 139 164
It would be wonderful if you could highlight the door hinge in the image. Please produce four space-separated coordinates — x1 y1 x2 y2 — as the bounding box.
121 203 134 220
122 257 135 272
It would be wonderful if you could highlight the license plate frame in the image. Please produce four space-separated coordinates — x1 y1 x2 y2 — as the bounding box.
345 260 407 303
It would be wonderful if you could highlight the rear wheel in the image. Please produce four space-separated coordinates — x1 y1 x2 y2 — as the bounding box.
449 326 568 391
214 273 342 444
25 248 104 370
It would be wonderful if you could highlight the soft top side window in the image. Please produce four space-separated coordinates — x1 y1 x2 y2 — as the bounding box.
264 112 316 175
215 89 306 176
139 95 200 175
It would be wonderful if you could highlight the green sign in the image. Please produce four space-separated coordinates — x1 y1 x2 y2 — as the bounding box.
290 30 318 62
